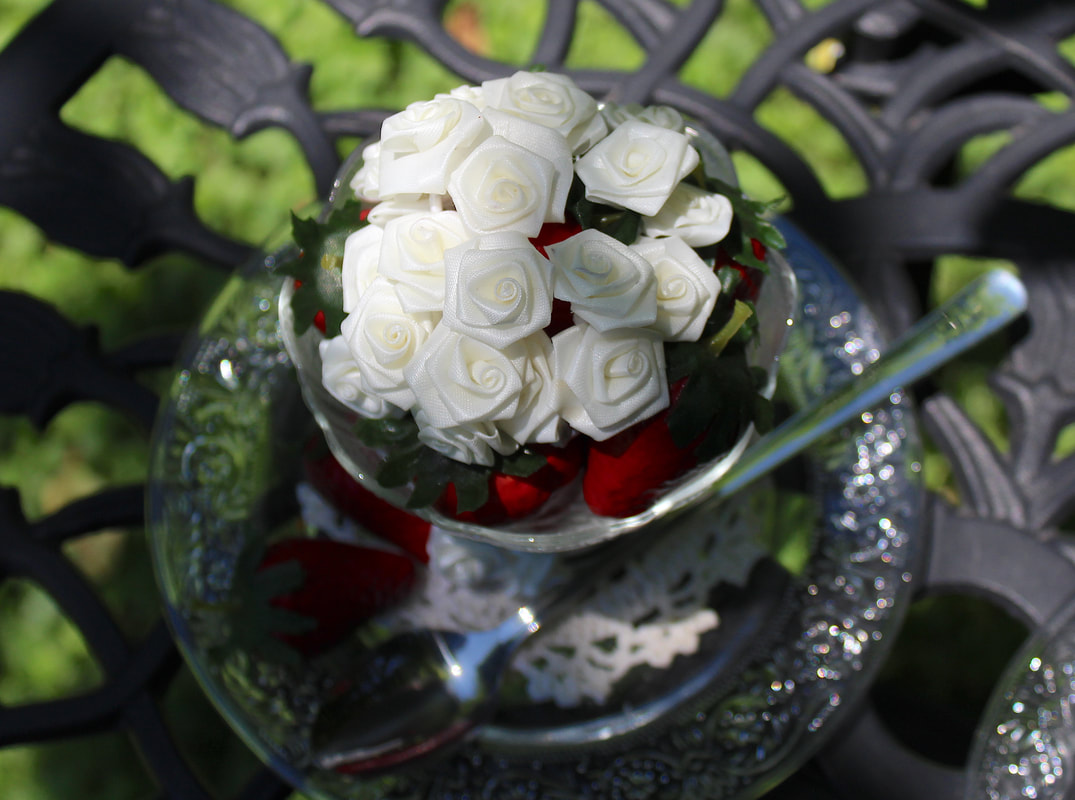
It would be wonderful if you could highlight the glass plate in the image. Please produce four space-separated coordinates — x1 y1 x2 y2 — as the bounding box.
147 222 923 799
966 591 1075 800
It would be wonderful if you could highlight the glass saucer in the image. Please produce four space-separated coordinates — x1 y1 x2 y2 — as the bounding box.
147 221 923 800
966 591 1075 800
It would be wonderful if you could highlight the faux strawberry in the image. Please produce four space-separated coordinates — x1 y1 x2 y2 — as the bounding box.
583 380 701 518
545 298 575 337
714 241 766 303
437 440 585 525
257 538 415 656
303 439 432 563
529 219 582 258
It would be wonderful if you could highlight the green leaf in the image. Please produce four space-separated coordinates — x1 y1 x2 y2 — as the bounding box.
281 202 369 337
705 175 784 270
259 606 319 636
290 212 324 261
570 187 596 229
497 447 547 477
289 282 322 336
376 446 424 488
598 209 641 245
405 455 453 509
667 371 718 448
354 414 420 448
451 466 491 512
665 346 768 457
248 560 306 603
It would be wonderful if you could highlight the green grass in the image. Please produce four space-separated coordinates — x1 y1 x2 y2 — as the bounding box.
0 0 1067 796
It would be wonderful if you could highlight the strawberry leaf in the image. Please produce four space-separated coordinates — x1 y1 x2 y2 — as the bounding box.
248 560 306 603
705 176 784 271
450 466 491 512
497 447 547 477
567 177 642 245
597 208 641 245
213 541 315 666
666 349 766 458
354 414 420 448
406 452 456 509
376 445 425 488
275 201 368 338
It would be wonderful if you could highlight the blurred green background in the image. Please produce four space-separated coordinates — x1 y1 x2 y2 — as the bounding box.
0 0 1070 796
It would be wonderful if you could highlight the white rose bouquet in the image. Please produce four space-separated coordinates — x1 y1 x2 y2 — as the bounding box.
280 70 784 526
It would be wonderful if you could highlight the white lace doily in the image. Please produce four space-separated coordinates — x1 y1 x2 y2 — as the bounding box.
297 482 767 708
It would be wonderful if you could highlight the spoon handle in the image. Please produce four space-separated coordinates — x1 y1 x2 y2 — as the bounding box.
713 268 1028 499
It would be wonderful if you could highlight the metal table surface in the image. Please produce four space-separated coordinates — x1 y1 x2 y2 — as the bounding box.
2 1 1074 798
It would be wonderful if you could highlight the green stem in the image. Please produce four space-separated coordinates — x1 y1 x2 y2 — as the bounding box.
707 299 753 356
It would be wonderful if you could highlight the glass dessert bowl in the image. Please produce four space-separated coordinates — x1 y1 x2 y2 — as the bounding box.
277 72 798 552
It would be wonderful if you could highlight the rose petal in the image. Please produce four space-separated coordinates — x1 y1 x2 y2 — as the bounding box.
319 335 402 419
442 231 553 348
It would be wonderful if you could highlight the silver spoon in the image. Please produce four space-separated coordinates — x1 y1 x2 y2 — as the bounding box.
310 268 1028 775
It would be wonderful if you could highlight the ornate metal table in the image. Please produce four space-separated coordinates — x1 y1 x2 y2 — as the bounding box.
1 1 1073 798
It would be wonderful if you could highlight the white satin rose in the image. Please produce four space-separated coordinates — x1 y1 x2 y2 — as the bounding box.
349 141 383 202
319 335 399 419
341 224 383 312
447 135 562 238
546 229 657 332
642 182 733 247
365 194 448 228
341 277 435 411
552 323 669 441
439 83 486 108
600 101 684 133
377 211 468 313
498 332 564 445
482 109 572 218
378 96 489 197
574 120 700 215
442 232 553 349
414 411 514 467
482 70 607 154
404 325 528 429
631 236 721 342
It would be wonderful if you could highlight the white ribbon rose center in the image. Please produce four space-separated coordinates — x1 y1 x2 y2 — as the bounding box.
448 135 559 237
553 323 669 440
404 325 527 431
443 232 553 348
547 229 657 332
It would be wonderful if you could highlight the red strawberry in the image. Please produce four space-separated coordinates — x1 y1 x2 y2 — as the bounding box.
531 221 583 337
583 380 701 518
545 298 575 337
715 243 766 302
437 440 585 525
303 440 432 563
529 220 582 257
258 538 415 656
